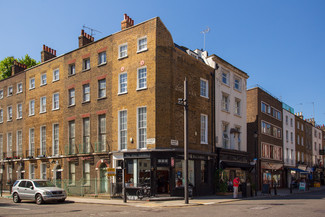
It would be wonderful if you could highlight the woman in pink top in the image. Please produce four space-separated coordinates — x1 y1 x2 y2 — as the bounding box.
233 177 240 198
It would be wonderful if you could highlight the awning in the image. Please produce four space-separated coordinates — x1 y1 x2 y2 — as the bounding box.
289 168 309 173
220 161 253 170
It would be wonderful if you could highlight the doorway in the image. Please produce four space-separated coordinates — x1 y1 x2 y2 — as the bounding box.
156 167 169 194
99 164 108 193
54 165 62 188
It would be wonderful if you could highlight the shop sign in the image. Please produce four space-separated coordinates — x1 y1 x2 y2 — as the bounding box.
171 140 179 146
107 168 116 177
124 153 150 159
146 138 155 145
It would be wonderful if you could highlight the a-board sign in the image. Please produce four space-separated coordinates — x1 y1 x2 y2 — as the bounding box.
107 168 116 177
262 184 270 194
299 182 306 191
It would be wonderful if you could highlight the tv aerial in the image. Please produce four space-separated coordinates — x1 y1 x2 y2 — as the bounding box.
82 25 102 37
201 27 210 51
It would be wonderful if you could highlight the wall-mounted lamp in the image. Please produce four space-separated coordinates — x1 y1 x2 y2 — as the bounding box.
130 138 134 143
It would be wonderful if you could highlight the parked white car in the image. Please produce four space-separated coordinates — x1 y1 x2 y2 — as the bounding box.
12 179 67 205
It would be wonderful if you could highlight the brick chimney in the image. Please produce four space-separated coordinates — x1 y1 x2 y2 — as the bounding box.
11 60 27 76
79 30 94 48
41 45 56 62
121 14 134 30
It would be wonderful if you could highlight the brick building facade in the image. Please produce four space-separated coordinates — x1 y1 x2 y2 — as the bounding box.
0 15 215 196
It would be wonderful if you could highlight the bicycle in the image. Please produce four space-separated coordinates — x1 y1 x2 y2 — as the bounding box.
136 185 151 200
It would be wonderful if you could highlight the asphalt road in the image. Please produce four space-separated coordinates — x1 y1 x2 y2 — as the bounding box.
0 190 324 217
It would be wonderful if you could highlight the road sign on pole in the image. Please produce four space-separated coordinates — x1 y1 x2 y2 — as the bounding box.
107 168 116 177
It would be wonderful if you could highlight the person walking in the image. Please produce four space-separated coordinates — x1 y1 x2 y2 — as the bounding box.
233 176 240 198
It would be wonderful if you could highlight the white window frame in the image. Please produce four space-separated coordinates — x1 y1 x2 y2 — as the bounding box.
200 114 208 144
118 110 127 150
137 107 147 149
83 84 90 102
29 128 35 157
222 122 229 148
98 115 106 152
83 58 90 70
7 132 12 157
41 73 47 86
200 78 209 98
118 72 128 94
222 93 229 112
16 130 22 157
52 93 59 110
0 134 2 160
29 164 35 179
98 51 107 65
69 120 76 154
40 126 46 155
52 123 59 156
7 86 13 96
40 163 47 180
40 96 46 113
69 64 76 76
29 100 35 116
234 98 241 116
234 76 241 91
0 89 3 99
83 118 90 153
7 106 12 121
53 69 60 82
137 36 147 53
69 163 76 185
118 43 128 59
29 77 35 90
83 161 90 186
221 69 229 86
17 83 23 93
137 67 147 90
98 79 106 99
17 103 22 119
68 88 75 106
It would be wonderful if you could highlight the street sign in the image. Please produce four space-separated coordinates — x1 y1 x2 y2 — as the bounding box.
147 138 155 145
107 168 116 177
171 139 179 146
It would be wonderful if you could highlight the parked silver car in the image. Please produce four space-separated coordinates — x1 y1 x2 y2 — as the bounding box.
12 179 67 205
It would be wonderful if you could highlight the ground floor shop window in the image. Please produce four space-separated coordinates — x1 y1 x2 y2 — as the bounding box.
125 159 151 187
175 160 195 187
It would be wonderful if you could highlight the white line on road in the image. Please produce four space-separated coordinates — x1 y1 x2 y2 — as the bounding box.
0 206 30 210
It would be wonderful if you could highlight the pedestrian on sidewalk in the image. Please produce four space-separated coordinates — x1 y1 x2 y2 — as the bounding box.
233 176 240 198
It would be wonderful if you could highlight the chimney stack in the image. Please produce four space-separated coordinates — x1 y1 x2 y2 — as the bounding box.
121 13 134 30
78 29 94 48
41 45 57 62
11 60 27 76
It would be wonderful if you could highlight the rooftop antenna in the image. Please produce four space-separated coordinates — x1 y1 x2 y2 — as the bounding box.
82 25 102 37
201 27 210 51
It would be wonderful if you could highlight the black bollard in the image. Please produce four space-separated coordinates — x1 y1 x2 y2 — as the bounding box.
290 183 292 194
274 184 277 195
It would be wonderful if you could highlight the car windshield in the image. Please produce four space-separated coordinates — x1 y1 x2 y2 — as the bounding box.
33 181 56 188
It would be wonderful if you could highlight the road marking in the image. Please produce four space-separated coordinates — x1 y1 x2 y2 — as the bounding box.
0 207 30 210
250 207 270 210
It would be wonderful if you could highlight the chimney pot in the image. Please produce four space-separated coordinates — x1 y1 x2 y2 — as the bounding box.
81 29 84 35
54 50 56 56
43 44 45 50
124 13 127 20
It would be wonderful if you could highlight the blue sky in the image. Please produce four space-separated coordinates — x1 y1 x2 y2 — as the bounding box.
1 0 324 125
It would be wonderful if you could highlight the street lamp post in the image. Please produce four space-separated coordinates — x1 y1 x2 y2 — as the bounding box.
177 78 189 204
254 132 258 197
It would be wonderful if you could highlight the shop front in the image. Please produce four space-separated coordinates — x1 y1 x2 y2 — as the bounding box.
120 150 215 197
261 162 283 188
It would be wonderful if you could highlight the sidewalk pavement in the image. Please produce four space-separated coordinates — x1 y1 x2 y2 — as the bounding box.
1 186 325 208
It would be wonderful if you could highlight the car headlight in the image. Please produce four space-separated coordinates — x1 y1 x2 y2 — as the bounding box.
43 191 52 195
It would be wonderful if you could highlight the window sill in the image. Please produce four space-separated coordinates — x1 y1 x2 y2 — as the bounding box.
221 109 230 114
137 48 148 54
16 92 23 95
52 108 60 111
16 117 22 120
68 73 76 77
234 114 242 118
118 92 128 96
234 88 242 93
40 111 47 114
40 83 47 87
52 79 60 83
221 82 230 87
29 114 35 117
97 97 107 101
201 142 208 145
200 95 209 99
118 55 128 60
136 87 147 91
82 68 91 72
29 88 35 91
82 101 91 105
68 104 76 108
97 62 107 67
7 119 13 122
7 94 13 97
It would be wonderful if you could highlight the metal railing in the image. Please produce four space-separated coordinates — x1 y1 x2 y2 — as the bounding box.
65 142 110 156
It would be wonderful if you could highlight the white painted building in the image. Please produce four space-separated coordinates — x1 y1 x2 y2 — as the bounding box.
283 106 296 167
312 126 322 166
193 50 248 152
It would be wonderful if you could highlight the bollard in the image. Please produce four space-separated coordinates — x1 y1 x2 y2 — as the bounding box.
290 183 292 194
274 184 277 195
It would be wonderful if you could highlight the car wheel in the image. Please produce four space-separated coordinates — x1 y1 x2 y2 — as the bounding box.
58 199 65 203
35 194 44 205
13 193 21 203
